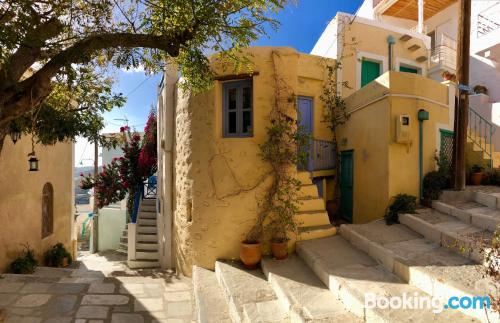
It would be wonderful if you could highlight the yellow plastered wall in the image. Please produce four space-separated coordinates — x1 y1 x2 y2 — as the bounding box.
0 137 73 272
339 19 429 97
341 71 450 223
169 47 334 275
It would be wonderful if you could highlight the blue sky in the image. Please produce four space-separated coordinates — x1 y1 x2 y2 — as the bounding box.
75 0 363 167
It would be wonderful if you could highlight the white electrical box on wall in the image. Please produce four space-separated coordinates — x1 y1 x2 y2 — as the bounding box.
396 114 411 143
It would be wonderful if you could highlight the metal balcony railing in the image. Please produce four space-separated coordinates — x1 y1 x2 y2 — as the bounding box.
477 3 500 38
468 107 495 169
430 45 457 71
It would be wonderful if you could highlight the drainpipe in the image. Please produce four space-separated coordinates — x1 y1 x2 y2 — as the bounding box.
418 109 429 200
387 35 396 71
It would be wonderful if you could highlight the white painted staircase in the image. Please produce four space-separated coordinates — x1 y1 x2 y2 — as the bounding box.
127 199 160 269
193 188 500 322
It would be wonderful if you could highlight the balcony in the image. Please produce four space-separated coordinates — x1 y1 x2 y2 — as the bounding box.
474 2 500 62
373 0 457 21
430 45 457 73
299 139 336 173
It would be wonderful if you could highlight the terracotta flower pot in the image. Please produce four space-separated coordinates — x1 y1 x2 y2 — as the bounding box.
471 172 482 185
240 241 261 269
271 241 288 260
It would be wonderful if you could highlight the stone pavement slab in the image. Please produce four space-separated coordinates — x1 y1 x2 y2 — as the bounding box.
0 251 193 323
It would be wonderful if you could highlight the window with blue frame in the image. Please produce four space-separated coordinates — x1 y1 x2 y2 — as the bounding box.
222 80 253 137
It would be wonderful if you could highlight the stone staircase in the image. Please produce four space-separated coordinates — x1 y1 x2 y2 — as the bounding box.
127 199 160 269
193 188 500 322
467 129 500 168
293 171 336 242
116 226 128 255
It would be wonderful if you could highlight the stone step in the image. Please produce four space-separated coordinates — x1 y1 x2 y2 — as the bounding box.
215 261 288 323
127 259 160 269
119 242 128 250
296 172 312 185
432 200 500 231
137 233 158 242
261 255 361 322
339 221 495 322
136 242 158 250
294 211 331 228
139 211 157 219
120 237 128 243
297 224 337 241
137 226 157 234
140 204 156 212
136 250 159 260
137 218 156 226
297 184 319 199
122 230 128 236
297 197 324 212
142 199 156 205
296 236 473 322
193 266 232 323
399 209 492 263
116 248 127 255
441 189 500 210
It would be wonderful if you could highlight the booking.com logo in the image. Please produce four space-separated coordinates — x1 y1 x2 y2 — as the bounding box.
365 292 491 313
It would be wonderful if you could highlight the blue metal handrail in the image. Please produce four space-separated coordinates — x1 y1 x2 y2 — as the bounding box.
130 185 144 223
130 175 157 223
468 107 495 169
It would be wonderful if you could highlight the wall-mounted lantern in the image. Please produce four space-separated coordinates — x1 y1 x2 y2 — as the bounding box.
28 155 39 171
10 129 21 144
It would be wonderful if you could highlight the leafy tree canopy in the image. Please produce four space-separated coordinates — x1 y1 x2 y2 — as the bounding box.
0 0 286 151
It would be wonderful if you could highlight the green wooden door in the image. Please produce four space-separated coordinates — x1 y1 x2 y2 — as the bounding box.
400 65 418 74
361 60 380 87
340 150 354 223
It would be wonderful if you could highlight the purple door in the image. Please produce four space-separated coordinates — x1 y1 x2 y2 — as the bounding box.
298 97 313 171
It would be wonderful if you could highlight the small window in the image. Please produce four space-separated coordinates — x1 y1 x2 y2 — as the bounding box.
399 65 420 74
361 59 381 87
223 80 253 137
42 183 54 238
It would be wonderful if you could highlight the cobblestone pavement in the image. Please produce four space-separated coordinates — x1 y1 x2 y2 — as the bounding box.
0 251 193 323
465 185 500 194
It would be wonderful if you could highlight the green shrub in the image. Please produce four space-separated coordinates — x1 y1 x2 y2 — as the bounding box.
44 243 72 267
10 245 38 274
385 194 417 225
423 171 449 201
482 170 500 186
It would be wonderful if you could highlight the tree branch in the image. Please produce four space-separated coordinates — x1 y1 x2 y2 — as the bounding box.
0 31 188 129
0 17 63 90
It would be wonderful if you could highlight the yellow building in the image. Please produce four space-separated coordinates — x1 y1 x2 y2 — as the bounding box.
156 44 455 276
0 135 74 272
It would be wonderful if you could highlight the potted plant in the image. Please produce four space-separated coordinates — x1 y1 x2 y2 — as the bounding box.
470 164 484 185
44 243 72 267
240 225 262 269
442 71 456 82
270 226 288 260
473 85 488 95
10 244 38 274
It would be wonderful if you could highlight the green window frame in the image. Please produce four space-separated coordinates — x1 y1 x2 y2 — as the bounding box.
400 65 419 74
361 59 381 87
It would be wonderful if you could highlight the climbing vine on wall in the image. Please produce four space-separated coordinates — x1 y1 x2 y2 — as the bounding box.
321 63 350 217
245 52 309 243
